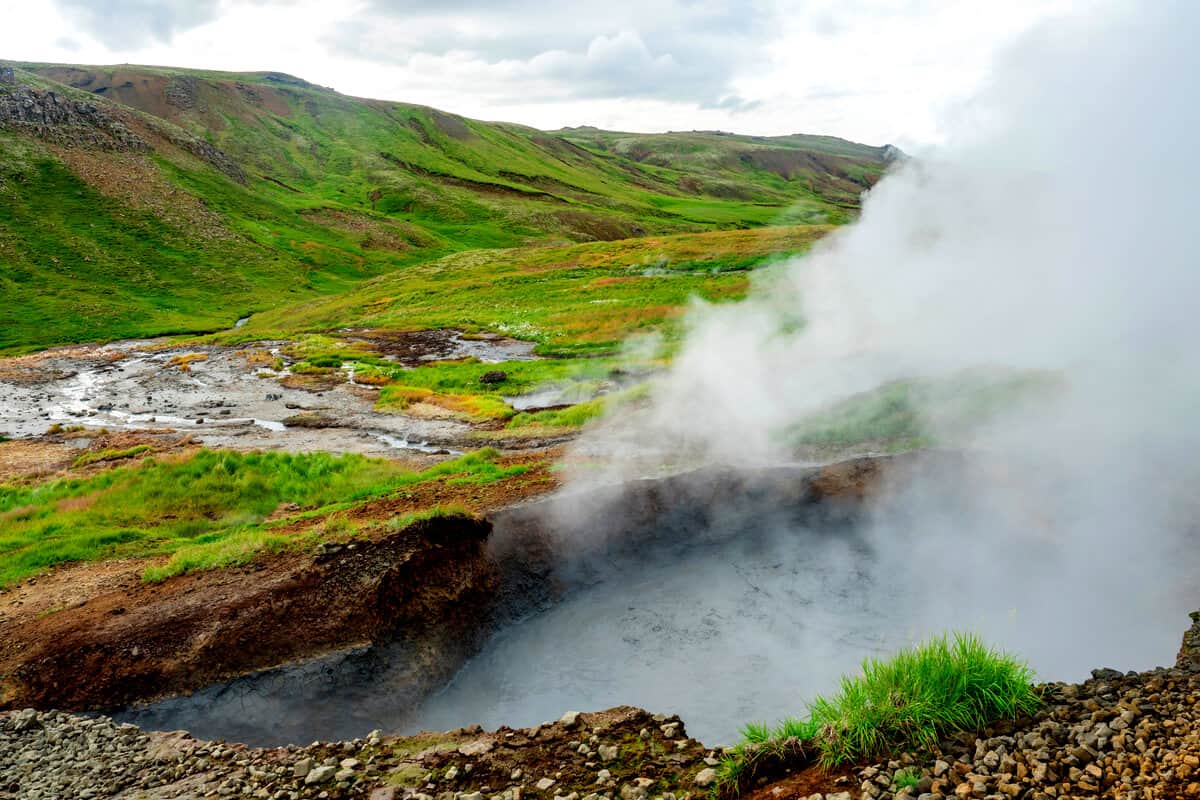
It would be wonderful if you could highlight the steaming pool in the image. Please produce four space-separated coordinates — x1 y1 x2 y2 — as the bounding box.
115 459 1192 746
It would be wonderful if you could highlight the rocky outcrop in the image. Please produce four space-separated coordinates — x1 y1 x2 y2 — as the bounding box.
163 126 246 183
0 76 246 182
1176 610 1200 672
0 85 147 150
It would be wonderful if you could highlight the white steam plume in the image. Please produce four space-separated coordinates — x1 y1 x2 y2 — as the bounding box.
576 0 1200 676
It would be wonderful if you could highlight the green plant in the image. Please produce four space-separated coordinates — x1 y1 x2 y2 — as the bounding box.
72 445 152 468
894 768 921 790
715 634 1039 797
809 633 1039 766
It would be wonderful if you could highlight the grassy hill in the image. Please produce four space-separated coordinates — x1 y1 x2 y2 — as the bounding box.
0 60 890 353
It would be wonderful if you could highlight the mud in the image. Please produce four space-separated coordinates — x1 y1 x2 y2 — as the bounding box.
107 457 897 746
0 333 534 456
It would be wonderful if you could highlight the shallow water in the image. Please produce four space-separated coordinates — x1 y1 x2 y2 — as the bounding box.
0 340 473 455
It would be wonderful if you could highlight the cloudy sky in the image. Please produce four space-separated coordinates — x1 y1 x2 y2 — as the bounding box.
2 0 1096 147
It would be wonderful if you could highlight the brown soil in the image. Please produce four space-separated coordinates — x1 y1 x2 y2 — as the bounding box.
0 447 560 712
0 513 497 711
742 764 859 800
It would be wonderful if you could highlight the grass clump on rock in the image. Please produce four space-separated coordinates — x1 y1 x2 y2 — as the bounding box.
716 633 1039 795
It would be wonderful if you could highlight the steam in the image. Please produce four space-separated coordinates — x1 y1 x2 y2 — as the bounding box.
575 1 1200 675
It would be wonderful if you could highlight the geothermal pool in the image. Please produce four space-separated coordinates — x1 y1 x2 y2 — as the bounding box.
117 510 892 745
115 460 1195 747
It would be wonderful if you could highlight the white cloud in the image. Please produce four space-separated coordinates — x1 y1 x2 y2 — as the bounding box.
2 0 1099 145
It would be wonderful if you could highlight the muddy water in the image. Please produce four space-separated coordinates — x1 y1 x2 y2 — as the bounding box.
117 518 890 746
0 333 534 456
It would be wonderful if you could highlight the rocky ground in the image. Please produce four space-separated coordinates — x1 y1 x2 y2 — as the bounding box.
6 613 1200 800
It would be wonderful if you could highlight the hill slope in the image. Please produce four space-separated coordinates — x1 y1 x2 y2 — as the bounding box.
0 61 892 352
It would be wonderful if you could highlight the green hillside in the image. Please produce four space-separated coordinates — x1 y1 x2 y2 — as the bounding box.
0 61 891 352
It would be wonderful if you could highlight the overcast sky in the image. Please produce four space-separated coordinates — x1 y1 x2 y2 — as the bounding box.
2 0 1097 147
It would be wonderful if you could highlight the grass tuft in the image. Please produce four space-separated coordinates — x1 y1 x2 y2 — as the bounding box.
715 633 1039 796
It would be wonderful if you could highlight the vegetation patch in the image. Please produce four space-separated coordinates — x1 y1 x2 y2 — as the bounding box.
785 369 1059 454
716 634 1039 796
0 447 525 587
72 445 152 468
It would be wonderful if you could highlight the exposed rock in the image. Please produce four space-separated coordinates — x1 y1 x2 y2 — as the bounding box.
305 764 337 784
692 768 717 787
480 371 508 384
0 85 147 150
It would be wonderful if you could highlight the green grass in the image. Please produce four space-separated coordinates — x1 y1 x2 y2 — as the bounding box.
0 447 519 587
140 504 463 582
72 445 152 468
786 369 1060 454
716 634 1039 795
236 226 828 356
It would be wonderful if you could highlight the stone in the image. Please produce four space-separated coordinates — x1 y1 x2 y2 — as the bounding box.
598 745 619 762
460 793 484 800
561 711 582 728
479 371 508 384
335 768 356 781
933 760 951 778
619 785 647 800
537 779 557 791
341 758 362 770
305 765 337 785
693 769 718 788
459 740 494 756
445 767 460 781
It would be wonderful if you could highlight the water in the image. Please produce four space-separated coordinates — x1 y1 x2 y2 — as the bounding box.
117 518 897 746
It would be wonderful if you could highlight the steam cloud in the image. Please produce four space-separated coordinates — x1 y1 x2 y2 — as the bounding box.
576 1 1200 678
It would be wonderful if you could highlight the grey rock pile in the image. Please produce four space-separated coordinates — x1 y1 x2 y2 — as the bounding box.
823 666 1200 800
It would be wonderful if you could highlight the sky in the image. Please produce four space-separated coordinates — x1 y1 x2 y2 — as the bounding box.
1 0 1096 147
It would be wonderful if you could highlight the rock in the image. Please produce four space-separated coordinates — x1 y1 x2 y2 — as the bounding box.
460 793 484 800
933 760 950 777
826 794 853 800
445 766 460 781
305 765 337 785
335 768 356 781
619 784 647 800
693 769 718 788
598 744 619 762
459 740 494 756
536 779 557 791
293 758 313 778
560 711 582 728
11 709 41 732
479 371 508 384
